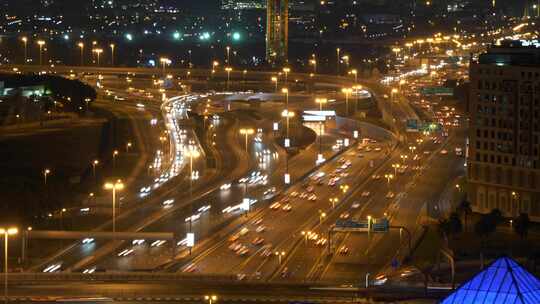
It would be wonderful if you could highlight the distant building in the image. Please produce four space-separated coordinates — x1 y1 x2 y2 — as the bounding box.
468 40 540 221
221 0 265 10
266 0 288 65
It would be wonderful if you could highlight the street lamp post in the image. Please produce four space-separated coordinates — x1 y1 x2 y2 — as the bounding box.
329 197 338 208
110 44 115 66
310 59 317 74
93 48 103 66
37 40 45 66
160 57 171 75
226 46 230 64
384 174 394 188
126 142 132 153
205 295 218 304
275 251 285 264
336 48 340 75
77 42 84 66
315 98 328 160
392 163 400 176
92 160 99 179
43 168 51 185
239 128 254 151
104 180 124 236
342 88 352 116
225 67 232 90
185 148 200 240
281 110 295 184
21 37 28 64
271 76 278 92
319 211 326 224
283 67 290 85
1 227 18 304
112 150 119 169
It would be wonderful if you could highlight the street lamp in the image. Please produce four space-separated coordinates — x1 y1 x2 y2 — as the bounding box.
185 148 200 238
43 168 51 185
340 184 349 194
350 69 358 83
104 180 124 235
92 160 99 179
92 48 103 66
271 76 278 92
239 128 255 151
392 163 400 176
204 295 218 304
226 45 231 64
315 98 328 160
126 141 132 153
1 227 18 304
21 37 28 64
160 57 171 75
281 110 295 142
283 67 290 85
112 150 119 169
400 154 408 163
336 48 340 75
309 59 317 74
77 42 84 66
384 174 394 188
319 210 327 224
110 43 115 66
391 88 399 102
282 110 295 185
342 88 352 116
225 67 232 90
37 40 45 66
301 231 311 244
329 197 338 208
274 251 286 264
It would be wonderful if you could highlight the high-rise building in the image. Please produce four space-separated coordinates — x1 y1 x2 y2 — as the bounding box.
266 0 288 65
468 41 540 221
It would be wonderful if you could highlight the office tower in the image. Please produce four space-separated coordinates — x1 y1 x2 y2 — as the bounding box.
266 0 288 65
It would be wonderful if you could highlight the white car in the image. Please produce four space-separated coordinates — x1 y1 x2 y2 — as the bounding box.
220 183 232 190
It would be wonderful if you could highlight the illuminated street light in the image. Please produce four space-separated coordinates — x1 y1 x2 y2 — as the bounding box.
315 98 328 161
392 163 400 176
226 46 231 64
336 48 341 75
92 159 99 179
309 58 317 74
204 295 218 304
104 180 124 235
92 48 103 66
329 197 338 208
384 173 394 188
391 88 399 102
1 227 18 304
43 168 51 185
319 210 327 224
274 251 286 264
109 44 115 66
342 88 352 116
21 37 28 64
340 184 349 194
349 69 358 83
225 67 232 90
37 40 45 66
239 128 255 151
112 150 119 169
126 141 132 153
160 57 171 75
271 76 278 92
283 67 291 84
77 42 84 66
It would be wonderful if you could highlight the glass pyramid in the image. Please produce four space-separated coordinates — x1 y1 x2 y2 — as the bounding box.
441 256 540 304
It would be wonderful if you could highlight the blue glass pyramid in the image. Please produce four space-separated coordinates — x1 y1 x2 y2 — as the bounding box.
441 256 540 304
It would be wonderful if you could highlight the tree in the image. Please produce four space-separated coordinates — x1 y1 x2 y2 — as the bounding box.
514 213 530 240
457 199 472 232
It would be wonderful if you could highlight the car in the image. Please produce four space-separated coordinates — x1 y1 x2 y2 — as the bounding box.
440 149 448 155
252 237 265 245
239 227 249 236
299 192 309 199
270 202 281 210
361 191 370 197
229 242 239 250
256 225 266 233
424 151 431 155
229 234 240 242
371 175 380 180
365 147 372 152
308 194 317 201
340 212 350 219
357 154 364 158
386 192 395 199
315 238 328 246
282 204 292 211
338 246 349 255
352 202 361 209
183 263 197 273
237 273 246 281
306 186 314 193
253 218 263 225
261 248 273 257
237 247 250 256
374 147 382 152
290 191 298 197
